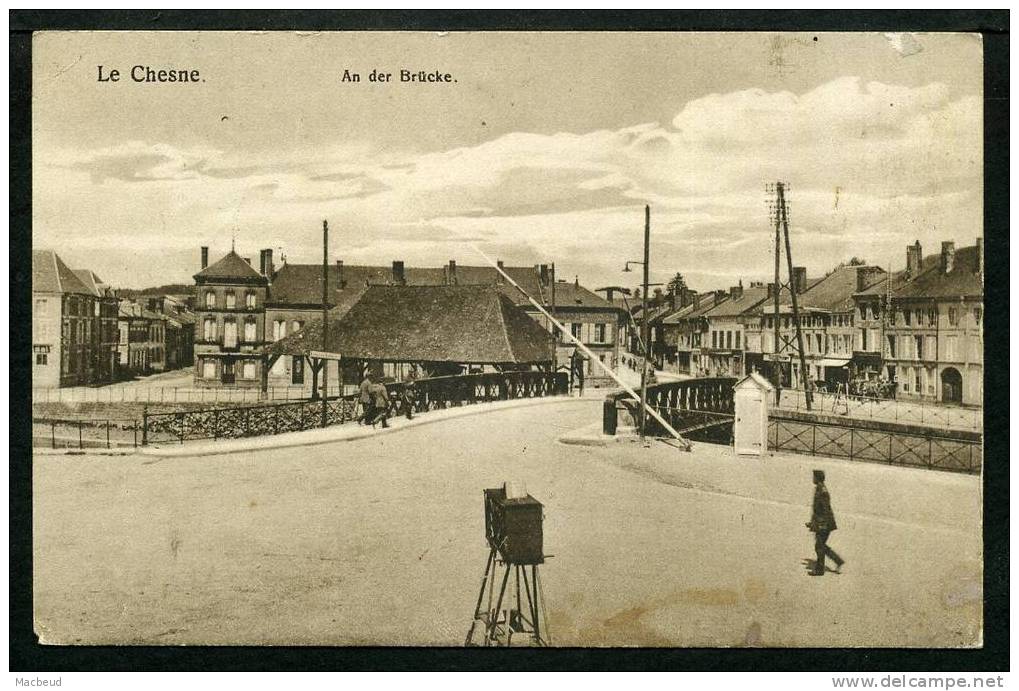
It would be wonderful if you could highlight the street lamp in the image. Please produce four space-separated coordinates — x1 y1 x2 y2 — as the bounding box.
624 205 652 443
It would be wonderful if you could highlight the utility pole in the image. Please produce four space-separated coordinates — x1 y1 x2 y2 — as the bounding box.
550 262 557 374
640 205 650 442
321 220 329 424
772 187 783 405
776 182 812 411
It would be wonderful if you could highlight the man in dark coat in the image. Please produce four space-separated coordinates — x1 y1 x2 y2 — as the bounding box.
369 381 391 428
357 372 375 425
806 469 844 576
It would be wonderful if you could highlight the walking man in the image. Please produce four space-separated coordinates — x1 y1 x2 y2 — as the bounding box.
357 372 374 425
370 380 391 429
806 469 844 576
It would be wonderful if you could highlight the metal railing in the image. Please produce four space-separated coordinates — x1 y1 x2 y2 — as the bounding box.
142 371 569 445
32 384 351 405
774 389 982 432
769 417 982 474
32 417 142 449
604 377 736 436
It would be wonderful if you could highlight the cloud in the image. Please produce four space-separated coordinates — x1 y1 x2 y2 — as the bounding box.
34 76 981 290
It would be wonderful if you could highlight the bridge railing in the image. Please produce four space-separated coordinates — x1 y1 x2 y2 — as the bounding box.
603 378 737 436
142 370 568 445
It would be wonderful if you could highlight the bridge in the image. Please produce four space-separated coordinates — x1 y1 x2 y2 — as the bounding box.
603 377 737 439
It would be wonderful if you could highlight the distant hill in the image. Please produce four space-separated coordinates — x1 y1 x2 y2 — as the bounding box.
118 283 194 298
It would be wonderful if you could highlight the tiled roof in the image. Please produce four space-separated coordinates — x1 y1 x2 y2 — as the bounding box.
661 293 726 323
266 261 621 314
269 285 554 364
702 285 772 318
788 266 886 312
194 250 266 282
32 250 94 295
883 245 982 300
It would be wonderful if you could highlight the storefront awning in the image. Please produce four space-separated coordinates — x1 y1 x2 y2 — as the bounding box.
819 358 851 368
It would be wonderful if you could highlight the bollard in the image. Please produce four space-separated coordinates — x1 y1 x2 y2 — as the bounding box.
603 397 618 436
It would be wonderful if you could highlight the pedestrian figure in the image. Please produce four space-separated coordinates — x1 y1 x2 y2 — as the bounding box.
357 372 375 425
401 377 417 420
806 469 844 576
369 381 390 429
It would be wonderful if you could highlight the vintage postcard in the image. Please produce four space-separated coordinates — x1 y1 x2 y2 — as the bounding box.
30 29 984 648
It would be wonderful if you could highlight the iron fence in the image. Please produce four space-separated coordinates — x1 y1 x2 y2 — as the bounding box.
769 417 981 474
142 371 568 445
32 384 350 405
605 377 736 436
775 389 982 432
32 417 141 449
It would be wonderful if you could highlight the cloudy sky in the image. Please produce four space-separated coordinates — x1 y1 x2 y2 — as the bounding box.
33 31 982 292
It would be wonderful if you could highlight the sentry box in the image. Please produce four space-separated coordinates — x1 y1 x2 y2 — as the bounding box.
483 485 544 565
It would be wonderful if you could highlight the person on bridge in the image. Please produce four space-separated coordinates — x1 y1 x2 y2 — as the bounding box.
806 469 844 576
357 372 375 425
369 380 391 429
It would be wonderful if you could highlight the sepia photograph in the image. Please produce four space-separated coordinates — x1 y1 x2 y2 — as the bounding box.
20 22 997 659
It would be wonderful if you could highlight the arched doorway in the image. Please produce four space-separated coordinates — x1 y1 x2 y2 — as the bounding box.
941 367 963 404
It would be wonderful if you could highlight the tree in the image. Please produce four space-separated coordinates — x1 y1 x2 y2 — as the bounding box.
666 272 687 297
846 257 867 266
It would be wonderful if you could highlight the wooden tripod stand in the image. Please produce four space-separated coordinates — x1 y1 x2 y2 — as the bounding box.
465 547 550 647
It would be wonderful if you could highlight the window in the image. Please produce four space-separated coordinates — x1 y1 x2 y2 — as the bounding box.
205 291 215 308
35 353 48 365
886 335 896 358
888 309 896 325
973 308 982 326
202 360 216 378
915 335 923 360
903 310 911 326
570 323 581 341
223 320 237 348
927 367 936 395
735 331 741 349
915 369 922 394
928 309 937 327
291 320 303 335
273 320 288 342
903 367 913 393
926 336 937 360
860 329 868 351
244 319 257 342
225 292 236 309
948 307 959 326
242 361 256 379
816 333 823 354
246 292 256 309
914 309 922 325
712 331 717 348
594 323 607 343
944 336 957 360
203 318 215 341
726 331 732 349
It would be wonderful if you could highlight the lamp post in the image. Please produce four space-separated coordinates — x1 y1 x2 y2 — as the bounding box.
624 205 653 443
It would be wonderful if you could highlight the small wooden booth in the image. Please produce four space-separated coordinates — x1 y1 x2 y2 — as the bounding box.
733 372 774 457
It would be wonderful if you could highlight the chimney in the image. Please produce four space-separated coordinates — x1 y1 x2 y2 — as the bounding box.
259 249 266 276
539 264 550 286
941 241 955 274
766 282 776 299
264 248 274 279
448 260 457 285
496 259 504 271
495 260 505 284
730 284 743 301
671 290 680 311
714 289 727 303
975 237 983 274
856 266 884 293
793 266 807 294
201 246 209 270
243 257 251 265
335 260 344 288
392 260 405 285
694 294 702 310
906 240 923 276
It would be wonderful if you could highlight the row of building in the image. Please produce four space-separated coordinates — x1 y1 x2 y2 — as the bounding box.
191 246 628 390
638 239 983 406
31 250 196 388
